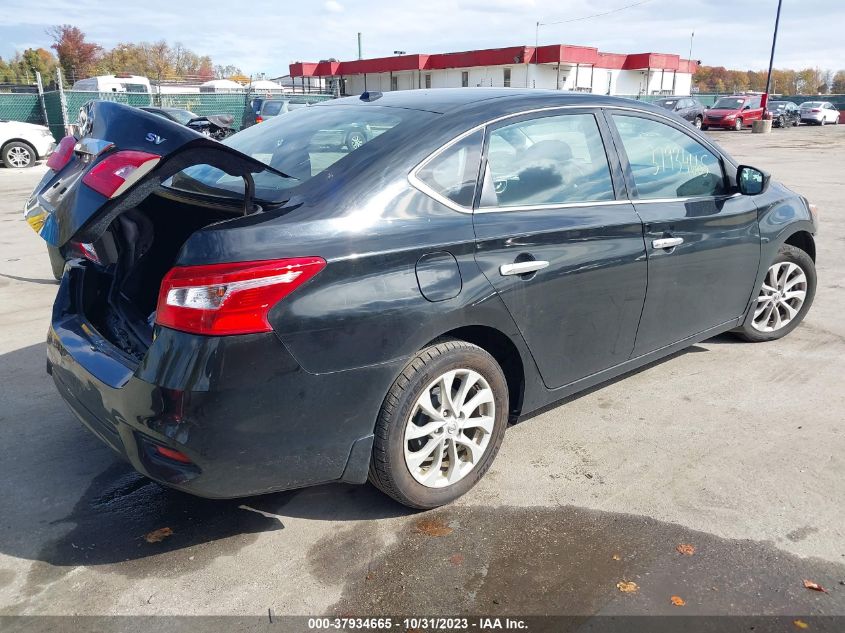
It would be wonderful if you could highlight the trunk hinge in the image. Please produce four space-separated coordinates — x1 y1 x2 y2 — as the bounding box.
243 173 256 216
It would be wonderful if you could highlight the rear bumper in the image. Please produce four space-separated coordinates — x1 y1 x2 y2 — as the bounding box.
47 263 400 498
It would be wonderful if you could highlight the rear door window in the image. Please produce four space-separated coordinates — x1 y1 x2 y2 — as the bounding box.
480 112 615 208
611 114 726 199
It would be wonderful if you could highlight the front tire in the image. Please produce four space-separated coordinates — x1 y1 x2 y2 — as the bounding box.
700 124 710 131
734 118 743 131
735 244 816 342
2 141 36 168
369 339 509 509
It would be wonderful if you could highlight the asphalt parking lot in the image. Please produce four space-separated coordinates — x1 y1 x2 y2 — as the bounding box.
0 125 843 623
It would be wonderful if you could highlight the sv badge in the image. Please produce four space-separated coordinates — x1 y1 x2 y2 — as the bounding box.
145 132 166 145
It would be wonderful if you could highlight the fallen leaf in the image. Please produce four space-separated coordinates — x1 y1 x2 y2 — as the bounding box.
676 544 696 556
415 518 453 537
616 581 638 593
670 595 686 606
793 619 809 629
612 554 621 561
803 579 828 593
144 527 173 543
449 553 465 566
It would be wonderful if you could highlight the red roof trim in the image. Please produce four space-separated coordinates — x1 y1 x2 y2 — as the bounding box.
290 45 696 76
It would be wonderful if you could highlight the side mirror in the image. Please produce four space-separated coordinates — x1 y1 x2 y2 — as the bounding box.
705 105 710 110
737 165 771 196
743 104 752 110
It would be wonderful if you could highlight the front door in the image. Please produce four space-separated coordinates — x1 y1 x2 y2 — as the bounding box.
472 109 647 389
606 111 761 356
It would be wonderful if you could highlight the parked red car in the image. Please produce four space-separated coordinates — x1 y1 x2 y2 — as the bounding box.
701 95 764 131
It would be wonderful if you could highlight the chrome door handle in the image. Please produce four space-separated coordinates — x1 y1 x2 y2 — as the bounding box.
652 237 684 250
499 260 550 276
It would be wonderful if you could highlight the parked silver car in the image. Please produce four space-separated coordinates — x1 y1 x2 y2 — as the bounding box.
799 101 840 126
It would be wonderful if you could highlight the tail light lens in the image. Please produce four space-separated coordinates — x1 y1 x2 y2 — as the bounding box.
82 150 160 198
66 240 101 264
255 115 263 123
155 257 326 335
811 109 820 113
47 135 76 172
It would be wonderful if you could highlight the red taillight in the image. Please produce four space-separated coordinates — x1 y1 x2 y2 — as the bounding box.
811 109 821 113
47 135 76 171
82 150 160 198
255 115 263 123
154 445 193 463
155 257 326 336
67 240 101 264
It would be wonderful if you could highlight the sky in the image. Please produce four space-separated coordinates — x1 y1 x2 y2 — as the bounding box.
1 0 843 78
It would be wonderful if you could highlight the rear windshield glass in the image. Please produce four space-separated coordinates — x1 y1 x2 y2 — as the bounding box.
712 97 745 109
261 101 285 116
166 109 197 124
165 105 421 202
800 102 822 108
655 99 677 109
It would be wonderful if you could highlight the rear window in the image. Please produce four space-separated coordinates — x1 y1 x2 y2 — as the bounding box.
656 99 677 110
261 101 285 116
801 102 822 108
165 105 424 202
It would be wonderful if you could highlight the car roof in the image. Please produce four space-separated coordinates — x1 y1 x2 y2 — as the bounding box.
315 88 674 119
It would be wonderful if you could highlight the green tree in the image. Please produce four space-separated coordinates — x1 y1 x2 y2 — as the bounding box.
832 70 845 94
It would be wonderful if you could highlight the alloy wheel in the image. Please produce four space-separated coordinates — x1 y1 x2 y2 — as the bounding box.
7 146 31 168
348 133 365 149
752 262 807 333
403 368 495 488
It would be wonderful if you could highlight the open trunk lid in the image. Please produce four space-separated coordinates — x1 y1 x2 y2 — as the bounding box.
24 100 284 248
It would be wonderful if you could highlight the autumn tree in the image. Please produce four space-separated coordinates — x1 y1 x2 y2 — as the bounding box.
49 25 102 82
832 70 845 94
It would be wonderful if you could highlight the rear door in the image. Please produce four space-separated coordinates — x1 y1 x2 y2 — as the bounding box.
606 110 761 356
472 109 647 389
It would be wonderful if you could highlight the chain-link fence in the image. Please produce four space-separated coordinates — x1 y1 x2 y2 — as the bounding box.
0 93 43 124
2 85 842 143
1 88 333 141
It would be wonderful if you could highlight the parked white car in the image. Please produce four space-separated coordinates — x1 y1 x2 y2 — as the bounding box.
0 120 56 168
799 101 840 126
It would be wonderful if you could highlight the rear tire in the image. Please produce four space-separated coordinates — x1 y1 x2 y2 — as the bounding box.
693 116 703 129
777 115 785 128
369 339 509 509
2 141 36 168
735 244 816 342
700 124 710 131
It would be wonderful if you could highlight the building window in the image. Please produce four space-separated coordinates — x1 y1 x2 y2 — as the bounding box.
425 74 431 89
461 71 469 88
391 75 398 91
503 68 511 88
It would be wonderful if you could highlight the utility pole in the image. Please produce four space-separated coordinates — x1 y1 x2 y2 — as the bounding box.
762 0 784 110
357 33 363 60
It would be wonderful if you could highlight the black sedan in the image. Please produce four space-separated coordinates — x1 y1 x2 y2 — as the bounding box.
25 91 818 508
654 96 706 128
767 101 801 128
